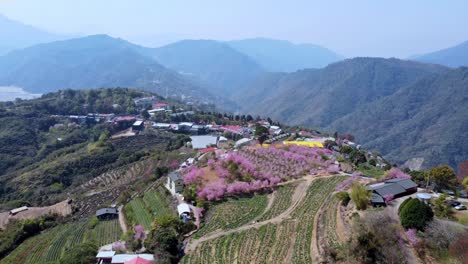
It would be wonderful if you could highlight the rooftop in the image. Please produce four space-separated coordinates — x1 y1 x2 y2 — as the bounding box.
96 208 118 217
168 171 183 181
190 135 218 149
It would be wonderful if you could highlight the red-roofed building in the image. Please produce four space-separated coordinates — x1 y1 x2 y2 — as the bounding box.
152 103 169 110
199 147 216 154
124 256 154 264
220 125 243 135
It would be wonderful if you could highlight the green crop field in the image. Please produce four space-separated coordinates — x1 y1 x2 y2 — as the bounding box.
182 176 345 264
1 218 122 264
193 194 268 239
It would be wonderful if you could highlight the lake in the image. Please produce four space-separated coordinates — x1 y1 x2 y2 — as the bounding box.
0 86 42 101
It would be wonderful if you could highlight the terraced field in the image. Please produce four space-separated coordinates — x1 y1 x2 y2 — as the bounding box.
316 194 342 256
258 183 296 221
1 219 122 264
124 187 175 230
193 194 268 239
182 176 344 264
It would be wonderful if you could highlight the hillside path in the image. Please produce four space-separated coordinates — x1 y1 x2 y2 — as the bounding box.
185 176 320 253
118 205 128 234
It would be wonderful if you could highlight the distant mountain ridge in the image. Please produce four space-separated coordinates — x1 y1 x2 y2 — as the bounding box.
0 35 233 106
232 57 467 170
227 38 344 72
0 14 65 55
150 40 264 95
412 40 468 67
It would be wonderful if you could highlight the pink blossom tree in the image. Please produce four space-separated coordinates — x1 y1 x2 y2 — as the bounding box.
384 194 394 204
406 228 420 246
385 168 411 180
133 225 146 240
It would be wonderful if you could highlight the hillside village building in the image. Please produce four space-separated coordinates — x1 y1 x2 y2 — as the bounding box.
165 171 184 195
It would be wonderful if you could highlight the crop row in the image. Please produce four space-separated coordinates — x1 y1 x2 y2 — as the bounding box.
193 194 268 239
183 176 345 264
1 218 121 264
258 183 296 221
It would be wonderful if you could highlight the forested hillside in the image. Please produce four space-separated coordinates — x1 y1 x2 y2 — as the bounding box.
233 58 467 169
0 88 187 210
0 35 232 106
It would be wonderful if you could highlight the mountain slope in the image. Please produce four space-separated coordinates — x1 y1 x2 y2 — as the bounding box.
227 38 343 72
413 40 468 67
234 58 464 169
330 67 468 169
0 35 228 105
151 40 264 95
0 14 64 55
237 58 447 127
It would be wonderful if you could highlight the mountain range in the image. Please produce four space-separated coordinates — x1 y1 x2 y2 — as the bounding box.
0 14 65 55
232 58 467 170
412 41 468 67
227 38 344 72
0 30 466 170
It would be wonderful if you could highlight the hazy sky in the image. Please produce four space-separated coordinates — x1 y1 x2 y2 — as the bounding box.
0 0 467 57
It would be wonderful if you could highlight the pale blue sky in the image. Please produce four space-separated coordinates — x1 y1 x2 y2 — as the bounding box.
0 0 467 57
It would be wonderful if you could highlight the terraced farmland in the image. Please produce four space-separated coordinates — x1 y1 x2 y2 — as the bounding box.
1 218 122 264
124 187 175 230
182 176 344 264
258 183 297 221
193 194 268 239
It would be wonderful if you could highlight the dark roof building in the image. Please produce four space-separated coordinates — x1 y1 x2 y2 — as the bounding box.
96 208 118 219
369 178 418 207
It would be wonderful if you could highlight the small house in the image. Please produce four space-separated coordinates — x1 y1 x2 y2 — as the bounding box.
96 251 116 264
96 208 118 220
190 135 218 149
132 120 144 131
165 171 184 195
9 206 28 215
368 178 418 207
177 203 191 223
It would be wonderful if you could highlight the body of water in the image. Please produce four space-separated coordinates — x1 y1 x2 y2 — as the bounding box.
0 86 42 101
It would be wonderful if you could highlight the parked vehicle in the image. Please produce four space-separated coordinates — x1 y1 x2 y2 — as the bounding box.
449 201 461 207
455 205 466 210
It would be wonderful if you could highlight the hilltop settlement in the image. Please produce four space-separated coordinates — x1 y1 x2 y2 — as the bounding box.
0 89 466 264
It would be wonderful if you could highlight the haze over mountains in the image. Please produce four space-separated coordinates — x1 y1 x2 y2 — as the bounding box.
234 58 467 170
0 18 466 171
412 41 468 68
0 14 65 56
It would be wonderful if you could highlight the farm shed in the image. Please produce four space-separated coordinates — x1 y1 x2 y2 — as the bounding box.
190 135 218 149
96 208 118 220
368 179 418 207
165 171 184 195
370 193 386 207
9 206 28 215
96 251 116 264
132 120 144 131
235 138 254 148
178 203 191 223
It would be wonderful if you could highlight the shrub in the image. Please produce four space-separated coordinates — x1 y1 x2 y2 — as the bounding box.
398 197 412 215
399 199 433 231
336 191 350 206
59 242 98 264
350 183 371 210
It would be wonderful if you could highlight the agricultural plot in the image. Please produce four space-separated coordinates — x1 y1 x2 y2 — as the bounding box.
316 194 342 255
183 176 344 264
85 218 122 246
125 198 153 230
258 183 297 221
143 190 174 218
193 194 268 239
1 219 122 264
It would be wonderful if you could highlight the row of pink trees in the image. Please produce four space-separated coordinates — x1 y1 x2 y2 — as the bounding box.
185 145 340 201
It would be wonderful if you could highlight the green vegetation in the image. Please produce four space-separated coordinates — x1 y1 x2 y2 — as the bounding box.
124 187 174 230
335 191 350 206
1 217 122 263
357 163 385 178
426 165 456 191
350 183 371 210
399 198 434 231
183 177 345 264
0 215 58 259
194 194 268 239
58 242 98 264
258 184 296 221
